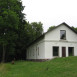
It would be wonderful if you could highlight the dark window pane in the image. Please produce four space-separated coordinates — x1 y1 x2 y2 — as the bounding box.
60 30 66 40
68 47 74 56
53 47 59 56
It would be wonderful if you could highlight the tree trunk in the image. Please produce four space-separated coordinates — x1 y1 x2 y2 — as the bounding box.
2 44 6 63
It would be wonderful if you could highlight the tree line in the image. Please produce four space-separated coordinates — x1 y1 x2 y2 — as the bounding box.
0 0 77 63
47 25 77 32
0 0 43 62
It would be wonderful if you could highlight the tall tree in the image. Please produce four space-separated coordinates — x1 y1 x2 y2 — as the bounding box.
21 21 44 47
15 21 43 60
0 0 25 62
28 22 43 43
13 0 26 60
31 22 43 39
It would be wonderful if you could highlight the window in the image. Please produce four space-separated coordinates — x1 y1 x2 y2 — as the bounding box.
68 47 74 56
38 47 39 56
33 49 34 56
60 30 66 40
30 51 31 56
27 51 29 58
53 47 59 56
36 46 37 51
28 51 29 57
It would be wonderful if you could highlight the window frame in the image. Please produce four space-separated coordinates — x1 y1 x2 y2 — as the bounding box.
53 46 59 57
68 47 74 56
60 30 66 40
38 47 39 56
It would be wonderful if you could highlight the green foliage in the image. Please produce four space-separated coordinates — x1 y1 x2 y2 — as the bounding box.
0 56 77 77
48 25 77 33
25 21 43 45
0 0 43 62
47 26 56 31
31 22 43 39
0 0 25 62
71 26 77 32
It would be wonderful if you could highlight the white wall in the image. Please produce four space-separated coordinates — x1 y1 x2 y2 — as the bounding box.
45 24 77 41
44 41 77 59
44 24 77 59
27 24 77 60
27 39 45 59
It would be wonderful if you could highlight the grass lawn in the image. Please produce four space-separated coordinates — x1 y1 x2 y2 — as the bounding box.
0 56 77 77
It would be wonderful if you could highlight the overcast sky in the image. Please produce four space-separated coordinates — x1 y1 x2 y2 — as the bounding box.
22 0 77 32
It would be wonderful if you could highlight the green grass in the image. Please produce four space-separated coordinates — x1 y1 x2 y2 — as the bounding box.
0 56 77 77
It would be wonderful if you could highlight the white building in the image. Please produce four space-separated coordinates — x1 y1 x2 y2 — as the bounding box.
27 22 77 61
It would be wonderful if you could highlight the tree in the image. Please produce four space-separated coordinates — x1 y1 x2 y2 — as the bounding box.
0 0 25 62
32 22 43 38
71 26 77 32
0 0 44 62
27 22 43 43
15 21 43 60
47 26 56 32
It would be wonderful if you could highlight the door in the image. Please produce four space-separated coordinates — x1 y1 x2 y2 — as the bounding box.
68 47 74 56
62 47 66 57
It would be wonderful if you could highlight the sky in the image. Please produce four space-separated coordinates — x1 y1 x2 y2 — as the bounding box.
22 0 77 32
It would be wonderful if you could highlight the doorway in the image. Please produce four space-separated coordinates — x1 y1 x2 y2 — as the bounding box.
62 47 66 57
68 47 74 56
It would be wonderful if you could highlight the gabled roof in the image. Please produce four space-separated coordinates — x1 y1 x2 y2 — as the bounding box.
28 22 77 47
45 22 77 34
